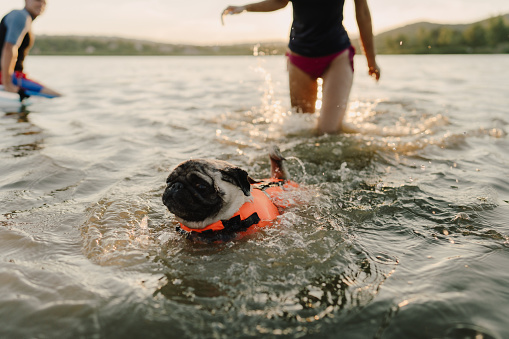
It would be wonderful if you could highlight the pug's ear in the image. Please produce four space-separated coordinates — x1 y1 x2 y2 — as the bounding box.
247 176 259 184
220 167 252 196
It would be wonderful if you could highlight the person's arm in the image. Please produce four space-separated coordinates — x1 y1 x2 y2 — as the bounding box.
354 0 380 81
1 42 20 93
2 11 31 93
223 0 289 15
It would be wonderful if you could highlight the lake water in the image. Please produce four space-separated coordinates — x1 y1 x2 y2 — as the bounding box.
1 54 508 339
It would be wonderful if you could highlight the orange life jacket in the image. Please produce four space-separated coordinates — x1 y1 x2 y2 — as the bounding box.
177 179 298 241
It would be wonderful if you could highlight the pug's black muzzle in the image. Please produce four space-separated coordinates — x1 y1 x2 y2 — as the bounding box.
162 178 223 222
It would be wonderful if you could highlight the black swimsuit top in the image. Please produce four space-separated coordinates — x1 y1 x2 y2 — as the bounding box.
288 0 351 57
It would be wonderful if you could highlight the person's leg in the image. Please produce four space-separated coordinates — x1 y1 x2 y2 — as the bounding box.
287 57 318 114
318 50 353 134
39 86 61 97
14 73 62 98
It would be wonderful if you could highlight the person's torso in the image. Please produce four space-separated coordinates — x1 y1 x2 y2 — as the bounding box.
0 9 33 71
288 0 350 57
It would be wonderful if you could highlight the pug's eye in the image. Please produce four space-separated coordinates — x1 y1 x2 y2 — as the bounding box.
195 183 207 191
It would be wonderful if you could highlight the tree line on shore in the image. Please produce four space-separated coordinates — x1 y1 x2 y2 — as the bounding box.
377 15 509 54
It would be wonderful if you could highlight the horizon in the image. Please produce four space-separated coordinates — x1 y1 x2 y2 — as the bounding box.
1 1 509 45
33 12 508 48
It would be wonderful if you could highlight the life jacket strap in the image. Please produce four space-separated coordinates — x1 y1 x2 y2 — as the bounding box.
176 212 261 241
251 179 284 191
221 212 261 232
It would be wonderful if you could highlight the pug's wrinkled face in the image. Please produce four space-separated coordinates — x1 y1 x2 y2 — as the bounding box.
162 159 253 229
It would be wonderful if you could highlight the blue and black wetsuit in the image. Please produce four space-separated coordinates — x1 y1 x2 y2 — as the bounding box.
0 9 48 97
288 0 351 57
0 9 33 72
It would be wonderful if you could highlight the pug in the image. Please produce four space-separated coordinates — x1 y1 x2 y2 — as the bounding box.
162 146 293 241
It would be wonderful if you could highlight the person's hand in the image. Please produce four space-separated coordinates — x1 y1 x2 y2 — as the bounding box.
221 6 246 25
222 6 247 15
368 64 380 81
2 81 20 94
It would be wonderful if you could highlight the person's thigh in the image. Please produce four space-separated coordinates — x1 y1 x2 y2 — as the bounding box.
287 57 318 113
15 76 44 92
319 51 353 134
15 74 62 97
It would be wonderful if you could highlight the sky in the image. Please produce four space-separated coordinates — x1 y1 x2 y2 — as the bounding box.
1 0 509 45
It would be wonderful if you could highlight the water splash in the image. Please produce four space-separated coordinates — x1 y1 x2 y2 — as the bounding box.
285 156 307 177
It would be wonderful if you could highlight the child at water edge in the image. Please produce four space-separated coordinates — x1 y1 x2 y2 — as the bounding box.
0 0 61 98
222 0 380 134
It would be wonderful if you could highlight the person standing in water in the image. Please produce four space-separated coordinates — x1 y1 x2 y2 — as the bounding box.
222 0 380 134
0 0 61 98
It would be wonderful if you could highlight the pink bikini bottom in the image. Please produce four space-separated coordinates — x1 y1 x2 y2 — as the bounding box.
286 45 355 79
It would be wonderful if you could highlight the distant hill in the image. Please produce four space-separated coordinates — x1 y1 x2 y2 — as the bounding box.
357 13 509 54
32 13 509 56
377 13 509 37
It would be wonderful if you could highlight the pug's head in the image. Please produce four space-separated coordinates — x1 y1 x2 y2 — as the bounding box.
162 159 253 229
